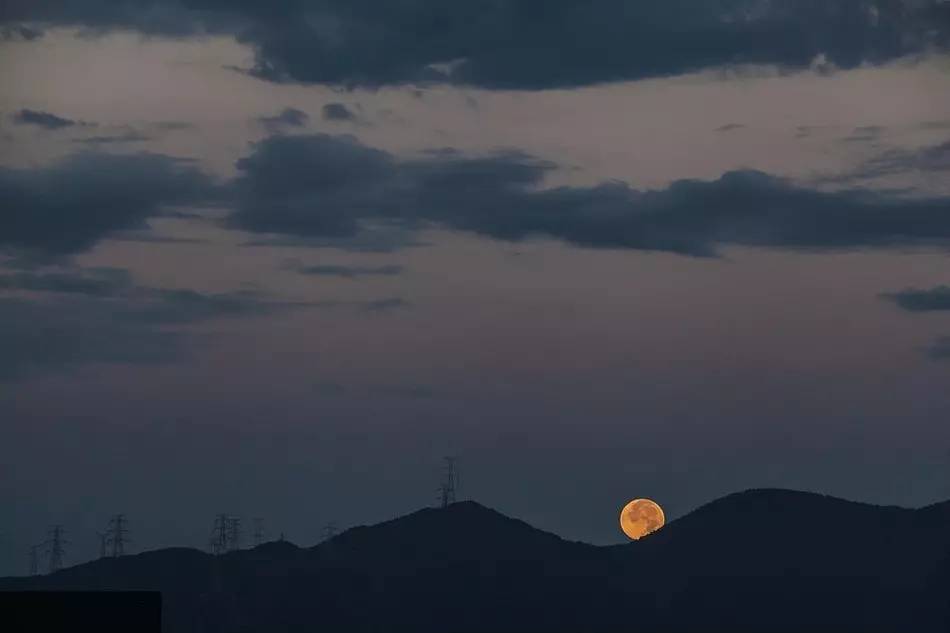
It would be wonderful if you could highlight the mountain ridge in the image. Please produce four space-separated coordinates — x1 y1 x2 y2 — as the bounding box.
3 488 948 632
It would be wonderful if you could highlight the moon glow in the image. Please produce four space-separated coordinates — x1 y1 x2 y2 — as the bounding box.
620 498 665 540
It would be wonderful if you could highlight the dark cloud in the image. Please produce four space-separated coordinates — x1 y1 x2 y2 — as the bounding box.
928 336 950 360
11 108 84 129
256 107 309 131
227 133 950 257
882 286 950 312
0 267 134 296
0 151 215 255
5 1 948 89
241 226 427 253
152 120 194 131
289 261 403 278
322 103 356 122
363 297 409 312
0 295 180 381
856 140 950 178
715 123 746 133
72 130 153 144
1 24 44 40
841 125 885 143
0 266 315 380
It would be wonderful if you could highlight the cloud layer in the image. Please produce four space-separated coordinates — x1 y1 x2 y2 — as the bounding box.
11 108 83 129
0 151 215 255
229 134 950 257
4 1 948 88
0 267 310 380
883 286 950 312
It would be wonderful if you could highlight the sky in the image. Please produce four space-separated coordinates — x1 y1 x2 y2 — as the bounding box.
2 1 950 576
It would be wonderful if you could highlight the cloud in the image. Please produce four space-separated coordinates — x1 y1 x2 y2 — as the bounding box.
152 120 194 131
5 1 948 89
256 107 309 131
0 151 215 255
322 103 356 122
0 266 314 380
842 140 950 181
1 25 43 41
72 130 153 145
363 297 409 312
227 133 950 257
841 125 885 143
715 123 746 133
0 267 134 296
928 336 950 361
882 286 950 312
287 261 404 278
11 109 84 129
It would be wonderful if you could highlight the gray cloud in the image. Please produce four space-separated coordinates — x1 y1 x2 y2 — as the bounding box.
228 133 950 257
257 107 309 131
883 286 950 312
0 151 215 255
849 140 950 180
928 336 950 360
363 297 409 312
287 261 403 278
1 24 44 40
0 266 315 380
0 267 134 296
322 103 357 122
11 108 83 129
4 1 948 89
841 125 885 143
152 120 194 131
715 123 746 133
72 130 153 145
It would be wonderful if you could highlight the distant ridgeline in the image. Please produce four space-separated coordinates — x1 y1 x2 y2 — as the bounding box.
2 489 948 633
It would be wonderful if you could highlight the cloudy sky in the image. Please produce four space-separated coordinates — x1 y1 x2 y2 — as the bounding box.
2 1 950 574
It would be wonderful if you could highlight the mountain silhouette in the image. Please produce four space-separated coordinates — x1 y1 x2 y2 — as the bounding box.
2 490 948 632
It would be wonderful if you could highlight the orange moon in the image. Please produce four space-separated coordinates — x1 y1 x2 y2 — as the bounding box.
620 498 665 540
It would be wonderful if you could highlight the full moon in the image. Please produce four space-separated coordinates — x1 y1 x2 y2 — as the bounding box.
620 498 665 540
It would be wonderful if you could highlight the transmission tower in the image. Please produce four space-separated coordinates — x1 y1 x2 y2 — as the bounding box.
28 544 41 576
252 518 265 547
44 525 68 573
209 514 241 554
226 516 241 551
106 514 130 557
437 456 460 508
209 514 229 555
96 531 108 558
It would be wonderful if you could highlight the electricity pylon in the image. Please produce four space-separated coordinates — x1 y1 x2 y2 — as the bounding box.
252 518 265 547
107 514 130 557
437 456 459 508
29 544 41 576
44 525 68 573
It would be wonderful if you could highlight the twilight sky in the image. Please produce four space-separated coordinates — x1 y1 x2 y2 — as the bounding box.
2 1 950 575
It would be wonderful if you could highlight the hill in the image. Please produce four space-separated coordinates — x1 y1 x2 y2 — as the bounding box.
2 490 948 632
